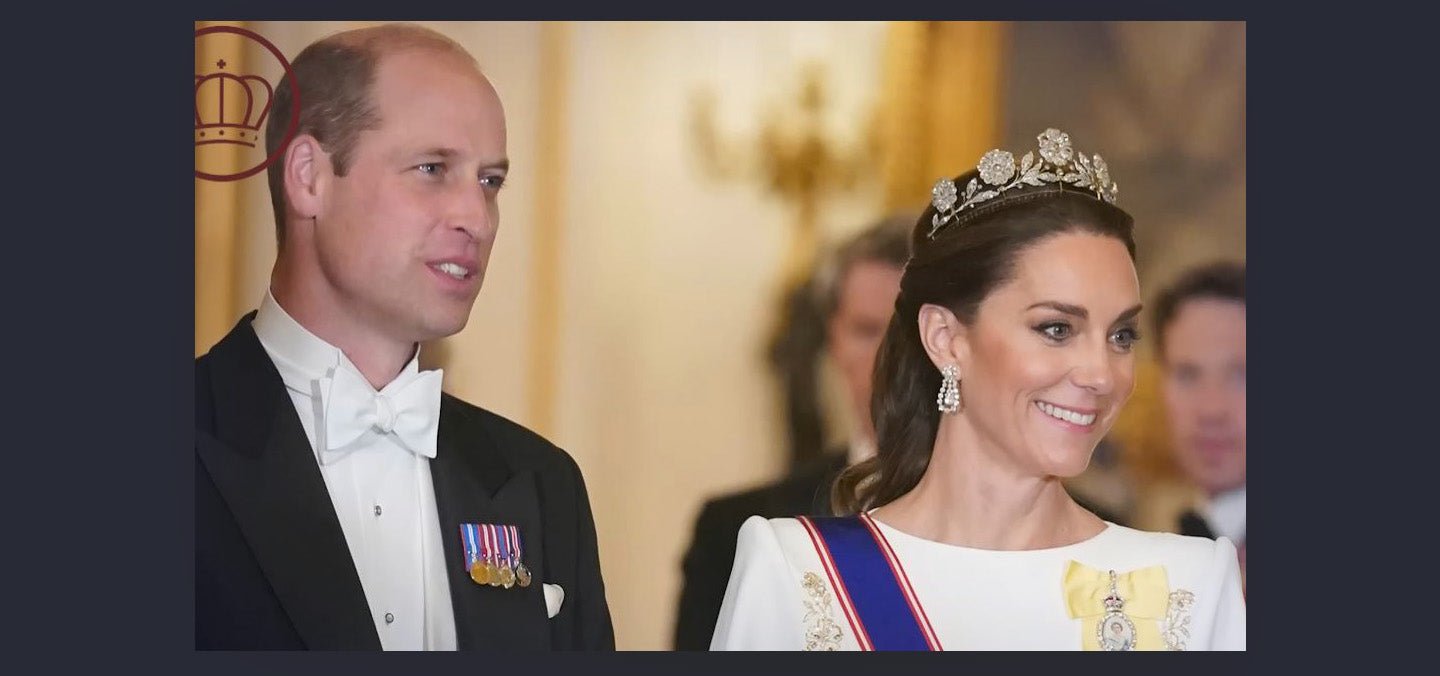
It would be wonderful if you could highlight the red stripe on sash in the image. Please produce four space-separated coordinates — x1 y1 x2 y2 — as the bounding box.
859 513 943 650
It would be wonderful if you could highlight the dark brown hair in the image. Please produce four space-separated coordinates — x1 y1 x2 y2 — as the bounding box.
264 24 475 248
1151 261 1246 359
831 170 1137 514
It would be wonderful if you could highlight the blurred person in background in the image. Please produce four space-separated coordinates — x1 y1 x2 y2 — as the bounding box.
672 214 910 650
1153 261 1246 590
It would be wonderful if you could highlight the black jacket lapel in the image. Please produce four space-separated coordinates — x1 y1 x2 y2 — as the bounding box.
196 315 380 649
1178 509 1217 540
430 395 552 650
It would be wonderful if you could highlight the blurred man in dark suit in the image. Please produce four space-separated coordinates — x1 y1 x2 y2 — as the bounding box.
671 215 910 650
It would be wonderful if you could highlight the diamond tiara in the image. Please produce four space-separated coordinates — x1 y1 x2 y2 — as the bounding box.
928 128 1119 239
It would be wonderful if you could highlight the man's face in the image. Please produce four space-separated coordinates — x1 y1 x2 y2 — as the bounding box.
1160 298 1246 494
312 47 508 345
827 259 903 440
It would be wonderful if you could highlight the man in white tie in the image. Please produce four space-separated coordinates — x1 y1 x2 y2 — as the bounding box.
195 24 613 650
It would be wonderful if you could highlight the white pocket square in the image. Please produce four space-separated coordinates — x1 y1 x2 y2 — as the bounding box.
543 583 565 618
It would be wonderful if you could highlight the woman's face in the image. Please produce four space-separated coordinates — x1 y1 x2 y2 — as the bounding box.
954 231 1141 478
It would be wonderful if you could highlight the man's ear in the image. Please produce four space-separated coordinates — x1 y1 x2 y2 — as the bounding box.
282 134 329 222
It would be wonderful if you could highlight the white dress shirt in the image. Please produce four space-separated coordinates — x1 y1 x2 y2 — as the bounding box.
1201 486 1247 544
252 292 457 651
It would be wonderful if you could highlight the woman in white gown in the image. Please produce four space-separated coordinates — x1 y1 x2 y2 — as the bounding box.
711 129 1245 651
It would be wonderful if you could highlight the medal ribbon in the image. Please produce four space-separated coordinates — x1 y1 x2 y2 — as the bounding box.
508 525 524 567
459 523 482 572
497 524 511 572
483 524 497 569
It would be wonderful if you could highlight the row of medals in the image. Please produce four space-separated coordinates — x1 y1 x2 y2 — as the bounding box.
469 555 532 589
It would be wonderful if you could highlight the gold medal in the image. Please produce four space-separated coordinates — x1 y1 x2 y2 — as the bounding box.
515 562 532 588
499 564 516 589
469 560 491 586
463 524 490 586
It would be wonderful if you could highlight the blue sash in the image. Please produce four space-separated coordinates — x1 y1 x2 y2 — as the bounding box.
800 515 939 651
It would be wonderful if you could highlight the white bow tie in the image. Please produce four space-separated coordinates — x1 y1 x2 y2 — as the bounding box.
321 365 443 464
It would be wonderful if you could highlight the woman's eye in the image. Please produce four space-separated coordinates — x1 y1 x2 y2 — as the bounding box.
1037 323 1071 341
1111 327 1141 351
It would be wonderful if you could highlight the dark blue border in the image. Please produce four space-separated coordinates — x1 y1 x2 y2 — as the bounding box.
16 5 1360 671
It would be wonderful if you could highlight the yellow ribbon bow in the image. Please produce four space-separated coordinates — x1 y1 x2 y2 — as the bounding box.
1063 561 1170 651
